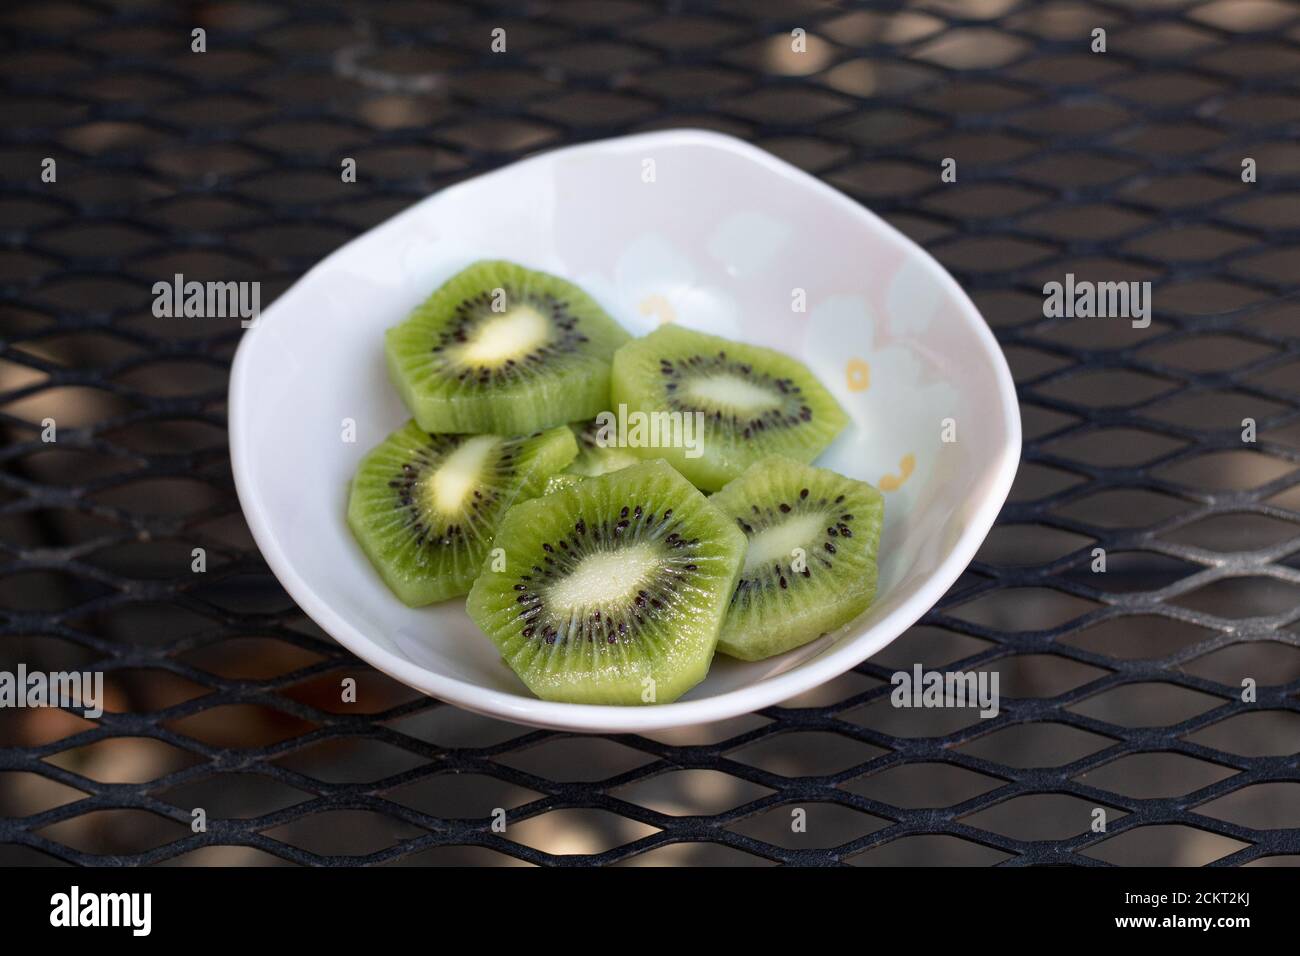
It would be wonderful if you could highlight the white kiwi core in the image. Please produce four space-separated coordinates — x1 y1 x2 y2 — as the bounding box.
427 435 499 515
743 512 827 573
548 542 661 611
685 374 782 412
461 305 551 364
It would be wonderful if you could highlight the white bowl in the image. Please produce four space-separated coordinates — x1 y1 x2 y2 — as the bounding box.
229 129 1020 733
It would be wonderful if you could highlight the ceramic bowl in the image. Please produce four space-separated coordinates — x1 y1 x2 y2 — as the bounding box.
229 129 1020 732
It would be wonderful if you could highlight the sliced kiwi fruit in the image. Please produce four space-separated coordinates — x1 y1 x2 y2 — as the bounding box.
611 325 848 491
467 459 746 705
564 418 642 477
539 420 640 496
543 473 584 496
347 421 577 606
386 261 630 434
710 455 883 661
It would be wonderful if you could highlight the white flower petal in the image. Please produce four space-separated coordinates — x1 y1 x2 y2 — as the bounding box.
807 294 876 349
572 272 631 328
668 285 742 338
823 379 959 513
887 257 945 336
707 211 790 278
615 233 695 293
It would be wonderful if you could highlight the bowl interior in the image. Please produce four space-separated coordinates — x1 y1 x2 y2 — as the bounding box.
231 130 1018 730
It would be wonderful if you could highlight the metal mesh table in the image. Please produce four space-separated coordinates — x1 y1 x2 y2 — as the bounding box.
1 0 1298 866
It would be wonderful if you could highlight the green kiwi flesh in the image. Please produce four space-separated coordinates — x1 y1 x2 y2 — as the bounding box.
385 261 630 434
467 459 746 704
610 325 849 491
710 455 883 661
348 420 577 606
544 473 584 496
564 418 642 477
539 420 641 495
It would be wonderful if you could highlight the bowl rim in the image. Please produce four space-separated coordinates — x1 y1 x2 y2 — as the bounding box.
229 128 1022 732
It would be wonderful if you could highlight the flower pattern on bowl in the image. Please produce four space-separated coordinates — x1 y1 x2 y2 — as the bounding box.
805 292 960 517
578 233 742 338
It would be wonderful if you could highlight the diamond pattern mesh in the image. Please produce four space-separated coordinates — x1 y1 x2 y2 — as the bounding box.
1 0 1298 866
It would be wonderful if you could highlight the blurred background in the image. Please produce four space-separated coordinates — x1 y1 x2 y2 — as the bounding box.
1 0 1297 865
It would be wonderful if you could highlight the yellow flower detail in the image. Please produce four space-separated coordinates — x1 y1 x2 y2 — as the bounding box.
639 294 676 325
878 453 915 492
846 357 870 392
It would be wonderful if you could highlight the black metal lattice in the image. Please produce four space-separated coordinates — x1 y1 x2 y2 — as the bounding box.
1 0 1298 866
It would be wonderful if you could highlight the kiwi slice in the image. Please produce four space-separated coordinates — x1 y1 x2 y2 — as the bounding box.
539 420 641 496
710 455 884 661
347 420 577 606
467 459 746 704
565 418 642 477
611 325 848 491
543 473 584 496
386 261 630 434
